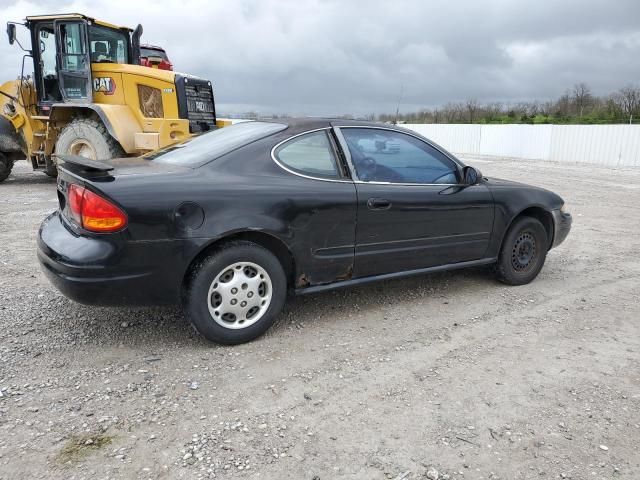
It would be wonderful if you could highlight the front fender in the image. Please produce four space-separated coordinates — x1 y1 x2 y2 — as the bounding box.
50 104 142 154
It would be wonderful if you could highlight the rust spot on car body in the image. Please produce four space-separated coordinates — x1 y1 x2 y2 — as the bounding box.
296 264 353 289
335 264 353 281
296 273 310 288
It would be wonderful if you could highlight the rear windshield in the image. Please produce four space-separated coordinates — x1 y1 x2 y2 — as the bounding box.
140 47 169 60
145 121 287 166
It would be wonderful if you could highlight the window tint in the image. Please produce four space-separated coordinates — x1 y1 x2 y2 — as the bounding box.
342 128 458 184
275 131 340 179
146 121 287 166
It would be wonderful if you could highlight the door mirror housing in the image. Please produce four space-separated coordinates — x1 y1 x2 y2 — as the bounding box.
7 23 16 45
462 166 483 185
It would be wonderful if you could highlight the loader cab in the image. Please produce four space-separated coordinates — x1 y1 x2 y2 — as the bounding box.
25 14 139 112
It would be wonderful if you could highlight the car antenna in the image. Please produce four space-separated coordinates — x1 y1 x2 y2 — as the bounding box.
394 84 403 125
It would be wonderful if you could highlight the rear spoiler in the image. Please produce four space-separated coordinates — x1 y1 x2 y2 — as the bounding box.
56 155 114 172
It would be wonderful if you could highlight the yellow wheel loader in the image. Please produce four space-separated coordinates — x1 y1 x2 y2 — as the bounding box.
0 13 221 182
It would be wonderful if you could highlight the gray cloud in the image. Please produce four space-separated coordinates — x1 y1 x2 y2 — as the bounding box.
1 0 639 115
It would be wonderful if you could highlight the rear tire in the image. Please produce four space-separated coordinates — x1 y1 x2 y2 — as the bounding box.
495 216 548 286
184 241 287 345
44 162 58 178
55 117 123 161
0 153 14 183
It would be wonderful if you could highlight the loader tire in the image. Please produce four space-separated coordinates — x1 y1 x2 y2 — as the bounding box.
0 152 14 183
44 164 58 178
55 118 123 161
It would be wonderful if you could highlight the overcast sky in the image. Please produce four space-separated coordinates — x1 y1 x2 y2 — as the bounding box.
1 0 639 116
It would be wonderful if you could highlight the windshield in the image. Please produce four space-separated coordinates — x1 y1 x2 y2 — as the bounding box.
145 121 288 166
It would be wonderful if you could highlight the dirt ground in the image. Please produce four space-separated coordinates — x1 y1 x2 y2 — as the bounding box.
0 157 639 480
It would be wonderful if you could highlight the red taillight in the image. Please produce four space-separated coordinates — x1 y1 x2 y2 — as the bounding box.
67 184 127 232
68 184 84 225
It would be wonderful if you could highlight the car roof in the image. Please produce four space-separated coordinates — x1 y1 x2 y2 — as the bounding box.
141 44 166 51
252 117 461 167
25 13 131 31
262 117 398 133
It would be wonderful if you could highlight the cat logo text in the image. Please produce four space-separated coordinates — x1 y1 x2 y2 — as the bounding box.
93 77 116 95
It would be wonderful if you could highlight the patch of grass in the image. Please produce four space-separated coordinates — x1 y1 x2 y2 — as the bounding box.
56 433 114 465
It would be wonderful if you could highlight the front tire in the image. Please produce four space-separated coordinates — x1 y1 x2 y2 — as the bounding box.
0 153 14 183
55 117 123 161
184 241 287 345
495 216 548 286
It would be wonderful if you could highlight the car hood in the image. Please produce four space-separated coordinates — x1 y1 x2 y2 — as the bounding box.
483 176 564 209
482 176 528 187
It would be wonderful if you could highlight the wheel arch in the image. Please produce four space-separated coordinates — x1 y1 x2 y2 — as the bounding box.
182 230 296 292
501 205 554 251
50 104 140 154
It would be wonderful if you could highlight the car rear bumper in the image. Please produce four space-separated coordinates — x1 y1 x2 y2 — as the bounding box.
37 212 184 306
551 209 572 249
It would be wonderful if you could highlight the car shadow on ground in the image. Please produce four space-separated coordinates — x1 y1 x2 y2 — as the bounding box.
41 266 498 351
3 174 57 186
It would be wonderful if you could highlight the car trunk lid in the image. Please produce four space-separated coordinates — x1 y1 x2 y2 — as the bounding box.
55 156 193 235
56 155 191 177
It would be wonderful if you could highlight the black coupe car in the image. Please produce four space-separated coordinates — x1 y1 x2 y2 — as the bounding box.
38 119 572 344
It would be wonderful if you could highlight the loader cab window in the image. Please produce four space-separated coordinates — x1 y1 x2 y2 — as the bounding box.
37 24 62 102
89 25 129 64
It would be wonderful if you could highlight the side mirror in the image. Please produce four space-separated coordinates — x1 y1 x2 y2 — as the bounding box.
7 23 16 45
463 166 483 185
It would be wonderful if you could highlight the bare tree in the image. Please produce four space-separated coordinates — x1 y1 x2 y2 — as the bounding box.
572 83 592 118
614 85 640 122
539 100 554 117
555 91 571 118
433 108 440 124
466 98 479 123
441 102 458 123
483 102 503 122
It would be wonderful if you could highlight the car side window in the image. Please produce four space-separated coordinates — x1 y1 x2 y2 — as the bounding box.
341 128 459 184
275 131 340 180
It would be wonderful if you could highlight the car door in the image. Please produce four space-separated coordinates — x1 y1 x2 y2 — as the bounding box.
54 19 92 102
335 126 495 278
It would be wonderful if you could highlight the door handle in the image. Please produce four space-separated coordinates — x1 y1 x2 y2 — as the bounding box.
367 197 392 210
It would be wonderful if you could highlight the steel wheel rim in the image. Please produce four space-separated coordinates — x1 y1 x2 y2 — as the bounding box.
207 261 273 329
69 140 97 160
511 231 537 272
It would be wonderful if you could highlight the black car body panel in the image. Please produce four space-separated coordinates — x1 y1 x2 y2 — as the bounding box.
38 118 572 306
351 182 495 277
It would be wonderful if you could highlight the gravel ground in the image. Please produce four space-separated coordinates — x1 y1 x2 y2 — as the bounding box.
0 157 639 480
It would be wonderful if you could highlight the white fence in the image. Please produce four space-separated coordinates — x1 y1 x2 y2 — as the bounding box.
404 124 640 167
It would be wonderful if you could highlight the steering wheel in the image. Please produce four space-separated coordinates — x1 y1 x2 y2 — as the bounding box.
356 156 405 183
355 156 378 181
